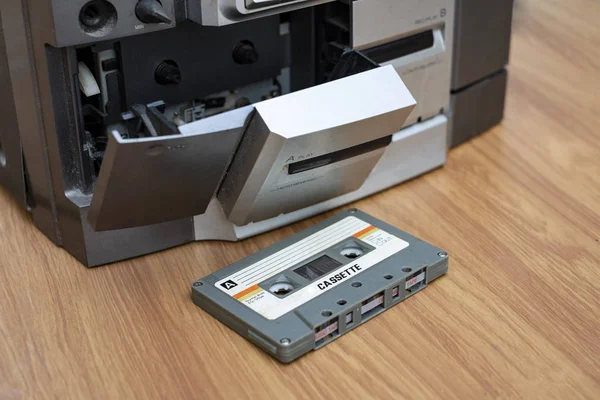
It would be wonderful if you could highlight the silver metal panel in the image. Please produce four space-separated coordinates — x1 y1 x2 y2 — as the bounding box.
81 208 193 267
190 0 333 26
88 106 253 231
352 0 452 50
195 115 448 241
352 0 454 127
382 28 451 126
218 66 416 226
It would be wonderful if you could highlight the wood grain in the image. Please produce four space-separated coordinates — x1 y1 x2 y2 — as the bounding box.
1 0 600 398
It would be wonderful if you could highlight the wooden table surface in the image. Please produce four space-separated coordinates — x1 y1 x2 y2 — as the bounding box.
2 0 600 399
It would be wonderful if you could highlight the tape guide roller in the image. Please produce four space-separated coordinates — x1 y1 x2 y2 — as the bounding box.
192 209 449 363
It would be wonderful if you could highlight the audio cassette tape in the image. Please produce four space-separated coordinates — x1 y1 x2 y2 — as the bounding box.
191 209 449 363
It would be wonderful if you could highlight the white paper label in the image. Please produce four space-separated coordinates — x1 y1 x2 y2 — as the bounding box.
216 216 409 320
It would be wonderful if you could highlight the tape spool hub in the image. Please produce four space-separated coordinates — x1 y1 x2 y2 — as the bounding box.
269 282 295 296
340 246 365 259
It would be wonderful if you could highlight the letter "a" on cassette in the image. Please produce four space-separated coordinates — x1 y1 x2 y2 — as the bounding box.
220 280 238 290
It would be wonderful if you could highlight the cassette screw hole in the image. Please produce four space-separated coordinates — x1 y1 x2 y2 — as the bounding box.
280 338 291 345
341 246 364 259
351 282 362 288
402 267 412 273
321 310 333 317
438 251 448 258
337 300 347 306
384 274 393 280
269 282 294 296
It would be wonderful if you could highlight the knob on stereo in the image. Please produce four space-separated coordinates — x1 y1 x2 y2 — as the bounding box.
135 0 171 24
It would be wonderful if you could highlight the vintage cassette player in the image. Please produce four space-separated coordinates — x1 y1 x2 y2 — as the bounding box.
0 0 513 266
192 209 449 363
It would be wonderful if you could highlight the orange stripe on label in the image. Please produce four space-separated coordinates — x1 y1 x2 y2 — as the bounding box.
237 288 263 302
234 284 261 300
354 225 377 239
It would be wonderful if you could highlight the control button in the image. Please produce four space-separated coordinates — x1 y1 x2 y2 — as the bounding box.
135 0 171 24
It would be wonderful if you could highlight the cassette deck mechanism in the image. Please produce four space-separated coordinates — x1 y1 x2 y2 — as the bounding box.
191 209 449 363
